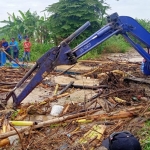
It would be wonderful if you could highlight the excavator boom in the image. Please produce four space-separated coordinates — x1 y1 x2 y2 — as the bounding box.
5 12 150 107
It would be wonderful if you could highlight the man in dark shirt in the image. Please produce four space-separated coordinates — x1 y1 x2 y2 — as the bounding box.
2 38 11 62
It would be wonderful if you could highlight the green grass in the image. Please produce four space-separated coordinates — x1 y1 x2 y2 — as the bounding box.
79 35 130 60
18 41 55 62
15 34 130 62
139 120 150 150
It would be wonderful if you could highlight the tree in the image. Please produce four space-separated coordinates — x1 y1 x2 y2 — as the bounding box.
45 0 110 45
0 10 50 43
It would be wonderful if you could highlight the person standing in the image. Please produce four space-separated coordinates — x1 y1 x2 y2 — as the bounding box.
22 37 31 63
18 33 22 42
1 38 11 62
0 40 2 48
9 38 19 62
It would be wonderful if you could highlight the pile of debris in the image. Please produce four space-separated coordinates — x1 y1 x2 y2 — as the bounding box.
0 60 150 150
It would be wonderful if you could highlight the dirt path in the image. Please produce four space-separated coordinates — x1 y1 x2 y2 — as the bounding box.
100 48 143 62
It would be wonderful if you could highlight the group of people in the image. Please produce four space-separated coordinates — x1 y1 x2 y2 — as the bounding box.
0 36 31 63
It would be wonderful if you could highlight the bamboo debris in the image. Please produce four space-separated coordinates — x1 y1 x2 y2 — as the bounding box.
0 82 17 85
125 77 150 85
58 81 74 95
113 97 127 104
83 67 102 77
79 124 106 145
0 89 11 92
53 84 59 95
60 84 108 90
62 104 70 115
0 109 98 139
9 121 36 126
0 105 143 139
86 106 143 121
0 57 149 149
43 93 70 103
0 138 10 147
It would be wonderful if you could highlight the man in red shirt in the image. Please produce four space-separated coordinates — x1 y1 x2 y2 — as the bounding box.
23 38 31 63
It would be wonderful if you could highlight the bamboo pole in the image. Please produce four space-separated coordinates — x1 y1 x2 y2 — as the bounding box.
0 48 25 70
0 109 97 139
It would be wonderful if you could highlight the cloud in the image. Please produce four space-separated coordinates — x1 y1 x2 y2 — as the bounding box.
106 0 150 19
0 0 59 27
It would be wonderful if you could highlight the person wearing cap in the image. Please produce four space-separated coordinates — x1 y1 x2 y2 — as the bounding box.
9 38 19 62
98 131 142 150
22 37 31 63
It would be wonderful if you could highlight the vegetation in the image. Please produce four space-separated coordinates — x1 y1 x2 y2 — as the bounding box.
18 41 54 61
0 0 150 62
45 0 109 45
139 120 150 150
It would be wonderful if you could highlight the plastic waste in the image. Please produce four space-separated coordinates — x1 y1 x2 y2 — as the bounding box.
50 105 64 116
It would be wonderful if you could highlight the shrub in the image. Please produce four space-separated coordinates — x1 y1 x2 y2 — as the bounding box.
18 41 54 62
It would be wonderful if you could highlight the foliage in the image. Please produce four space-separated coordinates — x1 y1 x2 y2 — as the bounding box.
129 18 150 47
139 121 150 150
45 0 110 45
4 1 150 62
100 35 130 53
18 40 54 61
137 19 150 32
0 10 50 43
80 35 130 60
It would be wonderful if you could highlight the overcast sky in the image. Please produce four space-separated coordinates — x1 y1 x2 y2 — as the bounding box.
0 0 150 27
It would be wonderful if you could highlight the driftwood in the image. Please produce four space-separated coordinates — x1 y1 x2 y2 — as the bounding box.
0 105 144 139
0 82 18 85
83 67 101 77
124 77 150 85
99 88 131 98
43 93 69 103
58 81 74 95
60 84 108 90
0 89 11 92
87 90 103 102
0 138 10 147
0 109 98 139
86 106 144 121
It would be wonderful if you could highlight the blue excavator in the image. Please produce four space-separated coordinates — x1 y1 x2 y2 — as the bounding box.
5 12 150 107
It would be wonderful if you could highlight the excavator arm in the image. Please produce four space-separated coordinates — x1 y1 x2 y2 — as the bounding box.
5 12 150 107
